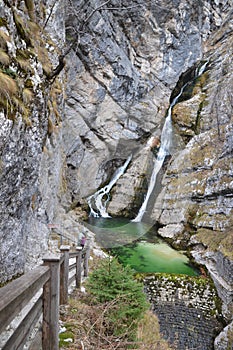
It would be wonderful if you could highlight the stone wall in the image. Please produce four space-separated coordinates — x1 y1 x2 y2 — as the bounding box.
144 274 223 350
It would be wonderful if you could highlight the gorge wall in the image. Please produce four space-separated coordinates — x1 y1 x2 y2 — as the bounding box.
0 0 67 282
0 0 232 348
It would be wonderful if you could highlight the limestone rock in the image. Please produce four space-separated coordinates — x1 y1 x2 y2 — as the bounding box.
214 321 233 350
107 147 154 217
158 223 185 239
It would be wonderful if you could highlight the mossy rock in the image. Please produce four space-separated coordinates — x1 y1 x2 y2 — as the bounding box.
194 227 233 259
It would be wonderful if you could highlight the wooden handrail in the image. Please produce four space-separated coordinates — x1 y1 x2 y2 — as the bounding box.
0 244 90 350
0 265 50 334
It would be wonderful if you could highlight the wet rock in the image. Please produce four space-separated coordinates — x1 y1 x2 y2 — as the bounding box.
107 147 154 218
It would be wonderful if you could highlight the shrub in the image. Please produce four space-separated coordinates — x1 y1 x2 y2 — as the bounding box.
85 257 149 340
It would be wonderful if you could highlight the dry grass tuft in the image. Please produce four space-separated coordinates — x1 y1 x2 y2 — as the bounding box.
137 311 174 350
22 88 33 104
0 71 17 98
0 49 10 65
195 227 233 259
0 29 10 50
59 290 175 350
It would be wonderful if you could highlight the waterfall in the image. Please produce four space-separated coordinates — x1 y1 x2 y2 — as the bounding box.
132 86 186 222
196 60 209 77
132 61 208 222
88 155 132 218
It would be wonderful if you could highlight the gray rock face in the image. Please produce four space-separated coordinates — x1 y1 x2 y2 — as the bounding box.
63 0 211 204
63 0 232 217
0 0 65 282
214 320 233 350
0 4 233 347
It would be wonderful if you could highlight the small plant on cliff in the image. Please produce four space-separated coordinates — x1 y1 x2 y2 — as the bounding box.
85 257 149 340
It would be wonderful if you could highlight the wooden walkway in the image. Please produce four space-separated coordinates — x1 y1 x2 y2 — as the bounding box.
0 245 90 350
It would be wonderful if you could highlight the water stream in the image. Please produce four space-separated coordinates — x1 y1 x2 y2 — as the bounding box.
132 83 188 222
87 155 132 217
133 61 208 221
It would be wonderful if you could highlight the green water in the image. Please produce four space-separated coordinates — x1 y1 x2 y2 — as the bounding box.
86 217 198 276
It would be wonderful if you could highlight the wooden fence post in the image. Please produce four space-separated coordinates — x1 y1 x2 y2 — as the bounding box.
83 246 90 277
76 247 82 288
60 245 70 305
42 254 60 350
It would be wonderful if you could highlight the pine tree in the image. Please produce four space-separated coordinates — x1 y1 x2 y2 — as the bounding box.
85 257 149 339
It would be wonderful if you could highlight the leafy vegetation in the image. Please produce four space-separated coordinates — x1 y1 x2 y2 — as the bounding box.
59 290 174 350
85 257 149 340
59 256 174 349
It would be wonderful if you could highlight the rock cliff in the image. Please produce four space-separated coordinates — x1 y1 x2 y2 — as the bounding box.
0 0 66 281
0 0 232 348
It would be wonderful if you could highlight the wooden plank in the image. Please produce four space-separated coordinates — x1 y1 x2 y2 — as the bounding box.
69 251 80 258
2 296 43 350
69 262 76 271
42 256 60 350
83 247 90 277
76 248 82 288
0 266 49 334
60 246 70 305
60 254 65 264
69 274 76 286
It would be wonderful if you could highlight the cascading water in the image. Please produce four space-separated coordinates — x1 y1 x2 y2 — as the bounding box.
132 84 186 222
133 61 208 222
87 61 208 221
87 154 132 217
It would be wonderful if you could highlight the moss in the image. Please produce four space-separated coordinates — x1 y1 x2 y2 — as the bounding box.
195 99 204 133
192 71 208 95
59 330 74 348
16 58 33 73
1 67 17 78
15 49 34 74
226 326 233 350
16 48 34 60
37 46 52 76
25 78 34 89
28 21 41 43
0 71 17 98
48 117 54 135
195 228 233 259
22 88 33 104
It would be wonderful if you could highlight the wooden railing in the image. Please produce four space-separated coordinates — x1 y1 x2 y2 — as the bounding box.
0 245 90 350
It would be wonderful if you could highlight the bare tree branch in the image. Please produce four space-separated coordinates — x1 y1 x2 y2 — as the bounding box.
43 0 57 29
83 0 111 26
47 0 143 80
